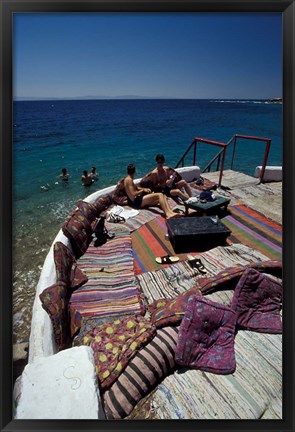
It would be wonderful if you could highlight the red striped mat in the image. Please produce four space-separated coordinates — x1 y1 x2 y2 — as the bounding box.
132 205 282 275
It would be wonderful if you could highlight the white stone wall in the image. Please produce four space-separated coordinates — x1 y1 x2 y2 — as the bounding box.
14 346 104 419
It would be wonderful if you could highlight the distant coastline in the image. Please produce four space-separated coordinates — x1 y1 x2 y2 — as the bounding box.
265 98 282 104
14 96 283 102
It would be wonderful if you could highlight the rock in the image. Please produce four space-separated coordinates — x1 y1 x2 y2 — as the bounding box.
13 343 29 383
13 342 29 362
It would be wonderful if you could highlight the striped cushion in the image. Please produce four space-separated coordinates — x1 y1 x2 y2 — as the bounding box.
103 326 179 419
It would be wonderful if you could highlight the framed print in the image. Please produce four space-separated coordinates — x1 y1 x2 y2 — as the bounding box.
1 1 294 431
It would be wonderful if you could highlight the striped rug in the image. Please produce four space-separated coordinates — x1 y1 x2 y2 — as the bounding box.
223 204 282 260
136 331 282 419
70 232 145 328
132 204 282 275
136 244 268 304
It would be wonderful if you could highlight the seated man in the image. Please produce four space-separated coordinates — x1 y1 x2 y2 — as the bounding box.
150 154 193 202
124 164 182 219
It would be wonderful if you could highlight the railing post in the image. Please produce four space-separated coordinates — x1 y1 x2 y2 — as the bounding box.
231 135 237 170
193 139 197 166
259 139 271 183
218 146 227 187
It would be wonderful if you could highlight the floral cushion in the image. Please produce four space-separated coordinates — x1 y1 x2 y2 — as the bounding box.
80 315 156 390
149 286 202 328
175 295 237 374
110 179 128 205
103 326 179 419
53 241 88 289
39 281 71 351
231 268 282 333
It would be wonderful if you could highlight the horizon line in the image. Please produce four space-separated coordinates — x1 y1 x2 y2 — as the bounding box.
14 96 282 102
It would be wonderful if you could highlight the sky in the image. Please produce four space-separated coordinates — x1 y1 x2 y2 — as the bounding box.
13 12 282 100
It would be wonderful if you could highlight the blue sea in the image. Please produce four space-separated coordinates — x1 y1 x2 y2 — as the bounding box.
12 98 282 343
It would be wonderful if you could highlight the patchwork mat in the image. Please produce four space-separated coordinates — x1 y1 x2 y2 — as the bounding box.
223 204 282 260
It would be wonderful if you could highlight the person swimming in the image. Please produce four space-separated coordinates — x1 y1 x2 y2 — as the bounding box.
90 166 99 181
81 170 93 186
60 168 69 181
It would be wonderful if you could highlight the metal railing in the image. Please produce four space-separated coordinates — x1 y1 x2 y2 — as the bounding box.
175 134 272 186
175 137 228 187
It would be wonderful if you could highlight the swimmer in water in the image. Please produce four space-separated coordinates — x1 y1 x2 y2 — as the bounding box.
81 170 93 186
60 168 70 181
89 166 99 181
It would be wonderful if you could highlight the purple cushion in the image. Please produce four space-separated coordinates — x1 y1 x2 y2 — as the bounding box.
175 295 237 374
39 281 70 351
111 179 128 205
149 286 202 328
93 193 113 214
62 201 97 258
54 242 88 290
197 260 282 295
231 268 282 333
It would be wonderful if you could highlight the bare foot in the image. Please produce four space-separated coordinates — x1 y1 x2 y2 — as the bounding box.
167 212 184 220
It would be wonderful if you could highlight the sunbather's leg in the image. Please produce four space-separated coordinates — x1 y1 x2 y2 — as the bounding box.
141 193 180 219
170 188 189 202
176 179 193 197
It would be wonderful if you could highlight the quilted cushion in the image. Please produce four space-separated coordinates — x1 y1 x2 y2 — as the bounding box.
103 326 179 419
231 268 282 333
39 281 71 351
175 295 237 374
111 179 128 205
149 286 202 328
62 201 97 258
53 241 88 289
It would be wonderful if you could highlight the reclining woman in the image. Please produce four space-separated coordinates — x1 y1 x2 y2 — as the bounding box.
124 164 182 219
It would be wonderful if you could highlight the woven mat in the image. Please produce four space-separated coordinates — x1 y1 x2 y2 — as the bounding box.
136 243 268 304
223 204 282 260
71 232 144 322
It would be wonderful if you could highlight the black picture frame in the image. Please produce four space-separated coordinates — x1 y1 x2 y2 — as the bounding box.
1 1 294 431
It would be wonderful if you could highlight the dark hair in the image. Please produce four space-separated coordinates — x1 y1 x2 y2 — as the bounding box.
155 154 165 162
91 166 96 171
82 170 88 176
127 164 136 175
62 168 67 174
